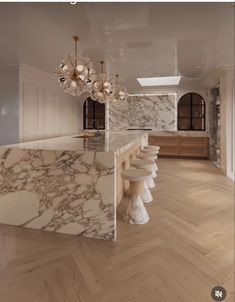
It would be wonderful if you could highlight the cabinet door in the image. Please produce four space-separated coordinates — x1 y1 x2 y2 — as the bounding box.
179 137 209 157
150 136 179 155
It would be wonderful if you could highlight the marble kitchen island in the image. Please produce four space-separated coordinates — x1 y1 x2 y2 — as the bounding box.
0 131 147 241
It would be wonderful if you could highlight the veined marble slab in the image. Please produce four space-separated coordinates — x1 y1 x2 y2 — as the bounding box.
109 94 177 131
0 131 147 240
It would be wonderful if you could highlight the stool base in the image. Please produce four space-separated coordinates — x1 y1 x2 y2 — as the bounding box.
147 177 156 189
124 195 150 224
143 182 153 203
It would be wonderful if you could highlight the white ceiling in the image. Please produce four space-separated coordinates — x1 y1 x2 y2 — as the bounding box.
0 2 234 93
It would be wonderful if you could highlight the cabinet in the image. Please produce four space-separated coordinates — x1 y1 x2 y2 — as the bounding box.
149 135 209 158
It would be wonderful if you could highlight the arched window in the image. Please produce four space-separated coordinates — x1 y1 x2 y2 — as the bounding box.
178 93 206 131
83 97 105 129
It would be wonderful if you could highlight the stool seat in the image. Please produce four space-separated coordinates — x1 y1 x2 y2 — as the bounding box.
122 168 152 182
141 149 158 157
131 159 155 169
144 145 160 150
137 153 158 160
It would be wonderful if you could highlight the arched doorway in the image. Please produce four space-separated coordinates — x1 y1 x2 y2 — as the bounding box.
83 98 105 130
178 92 206 131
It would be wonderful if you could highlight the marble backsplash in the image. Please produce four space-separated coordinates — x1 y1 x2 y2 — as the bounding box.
109 94 177 131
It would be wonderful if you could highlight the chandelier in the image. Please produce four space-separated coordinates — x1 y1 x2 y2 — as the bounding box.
112 74 128 102
55 36 96 96
90 61 113 103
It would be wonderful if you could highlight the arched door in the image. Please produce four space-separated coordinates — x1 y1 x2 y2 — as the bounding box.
83 98 105 130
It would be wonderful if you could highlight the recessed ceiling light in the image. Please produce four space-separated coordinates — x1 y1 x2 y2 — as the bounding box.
137 76 181 86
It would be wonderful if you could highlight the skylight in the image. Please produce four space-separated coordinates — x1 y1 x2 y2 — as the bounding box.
137 76 181 86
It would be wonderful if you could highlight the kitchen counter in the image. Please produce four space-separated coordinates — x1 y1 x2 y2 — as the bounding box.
5 130 148 153
149 131 209 137
0 131 148 241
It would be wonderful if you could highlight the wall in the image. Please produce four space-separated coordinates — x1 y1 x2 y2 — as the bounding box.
109 94 177 131
204 66 235 181
0 64 82 146
0 66 19 145
19 64 81 142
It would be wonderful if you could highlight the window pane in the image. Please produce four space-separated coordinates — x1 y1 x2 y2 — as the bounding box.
178 118 191 130
178 94 191 117
192 117 205 130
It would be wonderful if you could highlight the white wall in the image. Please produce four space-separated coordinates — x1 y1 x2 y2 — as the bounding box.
0 66 19 145
0 64 82 146
19 64 80 142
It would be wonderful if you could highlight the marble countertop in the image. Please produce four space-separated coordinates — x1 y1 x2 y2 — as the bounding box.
2 131 147 152
149 131 210 137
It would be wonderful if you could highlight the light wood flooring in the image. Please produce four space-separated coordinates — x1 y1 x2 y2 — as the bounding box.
0 159 234 302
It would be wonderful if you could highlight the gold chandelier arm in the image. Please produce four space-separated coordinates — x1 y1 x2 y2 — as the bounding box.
116 74 119 86
73 36 79 67
100 60 104 85
68 54 74 69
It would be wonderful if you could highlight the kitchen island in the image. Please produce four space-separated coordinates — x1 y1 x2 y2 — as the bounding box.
0 131 148 240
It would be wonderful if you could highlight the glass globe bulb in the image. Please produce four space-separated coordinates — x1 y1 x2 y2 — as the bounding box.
76 64 84 72
94 81 101 90
79 74 85 81
97 92 104 100
70 80 77 89
103 81 112 89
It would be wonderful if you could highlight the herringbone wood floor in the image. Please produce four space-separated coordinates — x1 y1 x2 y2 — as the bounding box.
0 159 234 302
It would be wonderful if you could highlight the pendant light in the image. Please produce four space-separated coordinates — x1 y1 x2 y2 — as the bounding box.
90 61 113 103
112 74 129 102
55 36 96 96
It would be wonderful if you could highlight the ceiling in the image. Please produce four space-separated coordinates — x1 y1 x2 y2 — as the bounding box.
0 2 234 93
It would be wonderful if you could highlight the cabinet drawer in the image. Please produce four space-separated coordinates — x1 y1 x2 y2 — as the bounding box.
159 146 179 156
150 136 179 146
179 146 208 157
180 137 208 146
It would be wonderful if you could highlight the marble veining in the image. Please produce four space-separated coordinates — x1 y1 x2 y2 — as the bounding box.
0 148 115 240
0 131 148 240
109 94 177 131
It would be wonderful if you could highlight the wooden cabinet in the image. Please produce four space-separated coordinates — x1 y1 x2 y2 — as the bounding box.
149 135 209 159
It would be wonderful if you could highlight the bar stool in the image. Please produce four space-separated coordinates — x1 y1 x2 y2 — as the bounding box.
136 152 158 172
131 159 155 202
144 145 160 152
122 168 152 224
141 149 158 158
131 159 156 191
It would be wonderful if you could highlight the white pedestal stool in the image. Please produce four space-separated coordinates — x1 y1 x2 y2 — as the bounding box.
136 152 158 172
144 145 160 154
131 159 156 203
122 168 152 224
141 149 158 157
